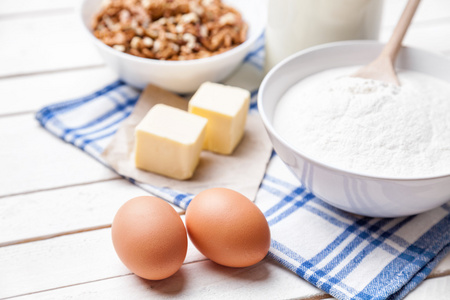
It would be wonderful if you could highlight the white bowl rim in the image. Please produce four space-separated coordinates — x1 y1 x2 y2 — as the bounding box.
258 40 450 182
76 0 264 67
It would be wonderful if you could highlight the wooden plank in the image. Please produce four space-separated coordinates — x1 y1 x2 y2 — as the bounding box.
9 261 325 300
0 179 183 246
403 276 450 300
0 13 104 78
0 114 119 197
0 227 323 299
0 228 126 298
431 252 450 278
0 226 207 299
0 0 78 16
0 66 118 116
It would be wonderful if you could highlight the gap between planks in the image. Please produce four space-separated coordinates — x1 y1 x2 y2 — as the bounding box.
1 257 235 300
0 273 133 300
0 224 111 248
0 64 105 83
0 208 186 249
0 0 79 17
0 7 74 21
0 177 121 200
0 210 185 248
285 295 332 300
427 270 450 279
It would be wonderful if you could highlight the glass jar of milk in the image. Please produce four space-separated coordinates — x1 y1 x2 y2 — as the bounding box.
265 0 383 73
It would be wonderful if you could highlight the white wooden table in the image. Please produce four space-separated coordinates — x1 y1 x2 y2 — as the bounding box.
1 0 449 299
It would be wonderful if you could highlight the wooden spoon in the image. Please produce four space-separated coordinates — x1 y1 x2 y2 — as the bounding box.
353 0 421 85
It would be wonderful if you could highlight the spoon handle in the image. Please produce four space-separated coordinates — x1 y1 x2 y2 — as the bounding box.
381 0 421 62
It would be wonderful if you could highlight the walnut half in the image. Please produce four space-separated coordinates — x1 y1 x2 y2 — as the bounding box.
92 0 248 61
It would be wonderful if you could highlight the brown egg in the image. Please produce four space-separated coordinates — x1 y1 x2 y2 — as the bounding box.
185 188 271 268
111 196 187 280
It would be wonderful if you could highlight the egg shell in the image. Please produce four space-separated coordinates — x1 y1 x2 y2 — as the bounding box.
185 188 271 268
111 196 187 280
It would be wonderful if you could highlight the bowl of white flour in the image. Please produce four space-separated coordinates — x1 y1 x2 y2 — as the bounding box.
258 40 450 217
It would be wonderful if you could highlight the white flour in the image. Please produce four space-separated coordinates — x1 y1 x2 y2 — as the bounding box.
273 66 450 177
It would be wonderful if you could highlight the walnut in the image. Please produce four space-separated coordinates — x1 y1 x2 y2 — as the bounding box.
92 0 247 61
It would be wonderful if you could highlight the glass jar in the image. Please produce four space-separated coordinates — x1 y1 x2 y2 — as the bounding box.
265 0 383 73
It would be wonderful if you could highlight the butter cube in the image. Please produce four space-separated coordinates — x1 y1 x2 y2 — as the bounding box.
134 104 207 180
188 82 250 155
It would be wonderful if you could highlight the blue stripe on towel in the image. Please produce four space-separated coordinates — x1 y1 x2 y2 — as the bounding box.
61 96 138 136
359 214 450 299
36 80 125 126
68 108 133 144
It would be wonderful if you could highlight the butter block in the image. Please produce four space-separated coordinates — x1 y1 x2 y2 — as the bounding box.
188 82 250 155
134 104 207 180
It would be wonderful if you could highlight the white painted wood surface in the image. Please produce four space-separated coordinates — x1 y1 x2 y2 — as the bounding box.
0 0 449 299
0 114 119 197
0 13 103 78
0 66 118 116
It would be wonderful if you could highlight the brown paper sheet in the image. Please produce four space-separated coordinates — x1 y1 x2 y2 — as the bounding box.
101 84 272 201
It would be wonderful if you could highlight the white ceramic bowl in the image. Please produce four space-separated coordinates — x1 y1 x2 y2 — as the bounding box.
258 40 450 218
78 0 265 93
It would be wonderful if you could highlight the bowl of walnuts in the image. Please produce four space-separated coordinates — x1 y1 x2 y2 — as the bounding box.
78 0 265 93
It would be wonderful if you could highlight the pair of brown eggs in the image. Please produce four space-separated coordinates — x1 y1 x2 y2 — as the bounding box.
111 188 271 280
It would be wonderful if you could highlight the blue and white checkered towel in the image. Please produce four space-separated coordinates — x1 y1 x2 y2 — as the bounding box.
36 36 450 300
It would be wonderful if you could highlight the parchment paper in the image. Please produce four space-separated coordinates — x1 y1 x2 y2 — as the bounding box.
101 84 272 200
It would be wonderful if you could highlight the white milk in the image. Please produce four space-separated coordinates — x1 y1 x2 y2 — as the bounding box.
265 0 383 72
273 67 450 178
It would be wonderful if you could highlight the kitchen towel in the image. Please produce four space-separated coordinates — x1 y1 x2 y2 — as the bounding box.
35 35 450 300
